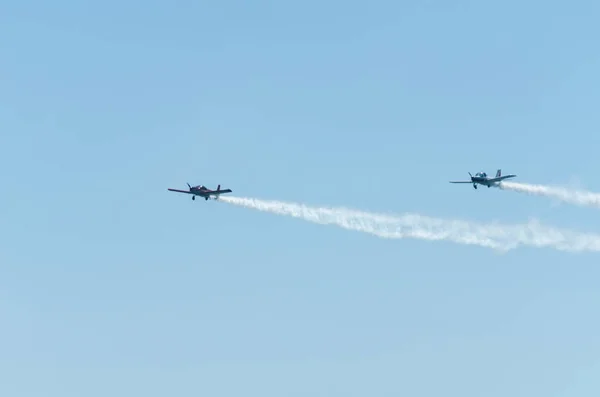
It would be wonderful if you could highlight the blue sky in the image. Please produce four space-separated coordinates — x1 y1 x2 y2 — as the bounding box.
2 0 600 395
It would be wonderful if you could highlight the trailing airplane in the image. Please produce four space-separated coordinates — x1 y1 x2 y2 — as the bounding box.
449 169 516 189
168 183 232 200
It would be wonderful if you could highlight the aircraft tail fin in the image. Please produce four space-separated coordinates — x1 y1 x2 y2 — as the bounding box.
496 169 501 178
217 184 221 191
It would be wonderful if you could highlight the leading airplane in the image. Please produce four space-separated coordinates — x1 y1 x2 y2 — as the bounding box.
168 183 232 200
449 169 516 189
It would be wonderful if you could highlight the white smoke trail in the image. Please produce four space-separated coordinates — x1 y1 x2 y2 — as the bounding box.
498 181 600 209
219 196 600 253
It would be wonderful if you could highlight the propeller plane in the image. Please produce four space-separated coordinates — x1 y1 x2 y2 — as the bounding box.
168 183 232 200
449 169 516 190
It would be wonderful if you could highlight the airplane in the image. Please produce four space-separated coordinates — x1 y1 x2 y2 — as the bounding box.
449 169 516 189
168 183 232 200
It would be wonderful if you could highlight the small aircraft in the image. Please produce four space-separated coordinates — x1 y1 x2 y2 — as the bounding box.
168 183 232 200
449 169 516 189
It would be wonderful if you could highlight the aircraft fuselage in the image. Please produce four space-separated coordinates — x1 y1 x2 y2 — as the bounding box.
470 177 497 188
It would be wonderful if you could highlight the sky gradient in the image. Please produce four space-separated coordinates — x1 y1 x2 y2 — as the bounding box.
2 1 600 396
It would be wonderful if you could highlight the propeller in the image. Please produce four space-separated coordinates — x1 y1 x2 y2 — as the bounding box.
187 183 192 190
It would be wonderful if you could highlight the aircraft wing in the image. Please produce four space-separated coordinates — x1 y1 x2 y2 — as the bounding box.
449 181 472 183
489 175 516 182
168 188 194 194
203 188 233 194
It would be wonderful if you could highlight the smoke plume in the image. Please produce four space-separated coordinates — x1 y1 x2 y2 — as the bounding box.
219 196 600 253
499 181 600 209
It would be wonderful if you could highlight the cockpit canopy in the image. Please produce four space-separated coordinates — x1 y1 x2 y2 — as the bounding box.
475 172 487 177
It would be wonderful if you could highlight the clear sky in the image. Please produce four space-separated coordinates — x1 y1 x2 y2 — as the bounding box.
2 1 600 395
